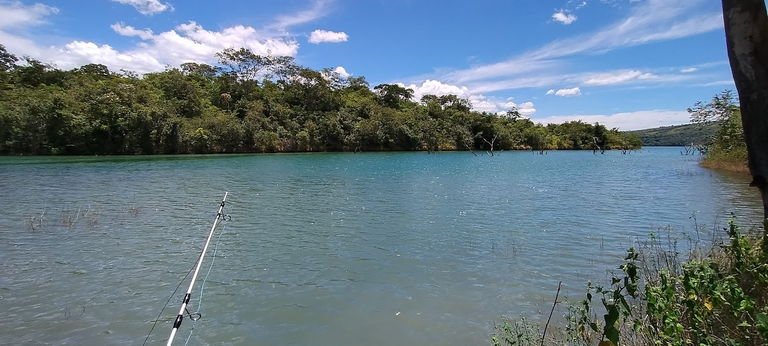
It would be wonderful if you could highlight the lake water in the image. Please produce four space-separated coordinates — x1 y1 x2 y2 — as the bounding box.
0 148 763 346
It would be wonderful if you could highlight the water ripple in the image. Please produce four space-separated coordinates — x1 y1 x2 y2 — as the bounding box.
0 149 762 345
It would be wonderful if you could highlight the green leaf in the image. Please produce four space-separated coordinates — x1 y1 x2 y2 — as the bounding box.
619 296 631 315
605 326 620 346
756 312 768 326
602 305 621 345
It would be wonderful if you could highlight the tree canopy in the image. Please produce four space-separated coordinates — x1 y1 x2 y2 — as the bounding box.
0 45 641 155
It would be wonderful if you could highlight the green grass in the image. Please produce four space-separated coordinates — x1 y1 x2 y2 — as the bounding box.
700 143 749 174
491 220 768 346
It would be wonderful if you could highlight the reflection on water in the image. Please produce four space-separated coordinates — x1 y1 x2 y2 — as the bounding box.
0 148 762 345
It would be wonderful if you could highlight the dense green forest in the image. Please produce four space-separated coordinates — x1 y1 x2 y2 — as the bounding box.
0 45 641 155
626 122 719 146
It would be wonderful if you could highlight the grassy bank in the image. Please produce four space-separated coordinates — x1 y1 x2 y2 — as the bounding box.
688 90 749 175
492 220 768 346
700 144 749 174
701 157 749 174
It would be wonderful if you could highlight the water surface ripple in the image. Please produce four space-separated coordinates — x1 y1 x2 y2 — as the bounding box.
0 148 762 345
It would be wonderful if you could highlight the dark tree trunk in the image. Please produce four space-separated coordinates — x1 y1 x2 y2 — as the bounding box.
722 0 768 218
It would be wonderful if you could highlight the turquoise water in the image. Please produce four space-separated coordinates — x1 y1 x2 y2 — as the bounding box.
0 148 762 345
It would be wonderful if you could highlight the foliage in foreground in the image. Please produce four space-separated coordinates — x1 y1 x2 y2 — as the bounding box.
492 220 768 346
0 44 641 155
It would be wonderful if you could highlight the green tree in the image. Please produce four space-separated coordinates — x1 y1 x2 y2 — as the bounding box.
216 48 273 82
688 90 747 169
688 90 737 125
0 44 18 92
0 44 18 72
374 83 414 110
145 68 212 119
0 46 642 156
180 62 220 78
13 57 66 88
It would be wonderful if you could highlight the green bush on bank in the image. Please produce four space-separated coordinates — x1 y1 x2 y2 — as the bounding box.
688 91 749 173
492 220 768 346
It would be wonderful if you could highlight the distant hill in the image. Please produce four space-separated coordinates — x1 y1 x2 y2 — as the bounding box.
626 123 719 146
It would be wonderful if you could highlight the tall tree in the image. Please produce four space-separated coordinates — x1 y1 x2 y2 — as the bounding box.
180 62 220 78
0 44 18 72
721 0 768 218
216 48 272 82
0 44 18 92
374 83 413 109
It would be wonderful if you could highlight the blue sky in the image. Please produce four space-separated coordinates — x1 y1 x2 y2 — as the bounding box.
0 0 738 130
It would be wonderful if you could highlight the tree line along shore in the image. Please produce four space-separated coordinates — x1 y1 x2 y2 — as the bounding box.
0 45 641 156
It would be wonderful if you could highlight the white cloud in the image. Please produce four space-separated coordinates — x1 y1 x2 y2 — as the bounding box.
308 29 348 44
56 41 164 72
700 80 734 87
576 2 588 10
549 87 582 96
0 2 58 29
2 0 325 75
680 67 698 73
470 96 536 115
320 66 351 83
469 94 501 113
444 58 560 85
334 66 350 78
111 22 154 40
686 61 728 70
528 1 722 60
0 1 308 73
399 79 471 101
536 110 690 130
494 101 536 117
428 0 722 93
51 21 298 73
396 79 535 115
552 11 577 25
272 0 329 29
517 102 537 116
0 31 40 58
470 75 570 93
0 2 60 58
582 70 657 85
467 68 691 93
111 0 172 15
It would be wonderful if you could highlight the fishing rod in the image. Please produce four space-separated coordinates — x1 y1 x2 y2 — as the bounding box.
166 192 229 346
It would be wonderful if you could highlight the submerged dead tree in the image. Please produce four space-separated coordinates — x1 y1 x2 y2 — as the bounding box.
458 127 478 156
482 134 500 156
722 0 768 218
681 143 697 155
592 136 605 155
463 140 478 156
